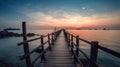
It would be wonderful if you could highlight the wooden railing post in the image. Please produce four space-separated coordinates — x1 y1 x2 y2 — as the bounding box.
68 33 70 46
41 35 44 51
52 33 54 45
48 34 51 50
65 31 67 39
41 35 45 60
67 32 69 42
63 30 66 39
76 36 79 56
55 31 57 40
71 34 74 52
90 41 98 62
71 34 73 44
22 22 32 67
54 32 56 40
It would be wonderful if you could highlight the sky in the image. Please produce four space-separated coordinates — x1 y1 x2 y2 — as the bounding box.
0 0 120 30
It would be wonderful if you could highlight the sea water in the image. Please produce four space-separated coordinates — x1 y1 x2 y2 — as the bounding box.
68 30 120 67
0 30 53 67
0 30 120 67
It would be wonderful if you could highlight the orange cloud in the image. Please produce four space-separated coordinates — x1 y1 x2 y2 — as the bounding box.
26 10 120 29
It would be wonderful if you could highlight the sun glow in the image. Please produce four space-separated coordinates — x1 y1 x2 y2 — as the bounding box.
26 11 120 29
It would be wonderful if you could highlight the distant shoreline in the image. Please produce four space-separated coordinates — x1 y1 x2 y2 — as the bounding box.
4 28 20 31
0 30 36 39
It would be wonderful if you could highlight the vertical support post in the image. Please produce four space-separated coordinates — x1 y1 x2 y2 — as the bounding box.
55 32 57 40
48 34 51 50
54 32 55 40
41 35 44 51
76 36 79 56
66 32 68 40
41 35 45 60
64 30 67 40
52 33 54 45
65 32 67 40
68 33 70 46
90 41 98 62
71 34 74 52
22 22 32 67
67 32 69 41
71 34 73 44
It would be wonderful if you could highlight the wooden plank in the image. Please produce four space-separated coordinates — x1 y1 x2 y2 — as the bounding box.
38 63 76 67
46 56 73 59
46 58 73 61
38 31 77 67
43 61 74 64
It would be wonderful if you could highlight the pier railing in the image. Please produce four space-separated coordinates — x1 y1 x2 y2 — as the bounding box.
63 29 120 67
17 22 120 67
17 22 61 67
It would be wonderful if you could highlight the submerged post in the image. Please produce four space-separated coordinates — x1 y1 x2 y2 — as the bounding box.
90 41 98 62
22 22 32 67
76 36 79 56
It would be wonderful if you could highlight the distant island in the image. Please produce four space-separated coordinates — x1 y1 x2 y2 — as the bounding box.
4 28 20 30
0 28 36 38
75 28 110 30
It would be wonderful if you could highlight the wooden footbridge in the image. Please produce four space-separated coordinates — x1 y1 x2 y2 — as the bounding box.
17 22 120 67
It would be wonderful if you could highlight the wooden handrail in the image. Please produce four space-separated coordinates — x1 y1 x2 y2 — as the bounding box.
78 48 90 61
66 32 91 44
18 22 119 67
17 33 54 46
17 37 42 46
32 46 50 65
17 22 62 67
72 50 84 67
20 40 50 60
98 45 120 58
65 30 120 58
64 30 120 67
78 38 91 44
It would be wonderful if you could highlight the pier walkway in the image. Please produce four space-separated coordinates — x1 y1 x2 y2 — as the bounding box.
37 31 77 67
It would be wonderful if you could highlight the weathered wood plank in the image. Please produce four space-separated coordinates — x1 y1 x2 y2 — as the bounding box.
37 31 77 67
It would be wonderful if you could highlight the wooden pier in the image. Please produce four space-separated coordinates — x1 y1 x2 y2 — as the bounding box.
17 22 120 67
36 31 77 67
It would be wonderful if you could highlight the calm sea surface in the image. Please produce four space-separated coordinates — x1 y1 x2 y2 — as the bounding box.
0 30 120 67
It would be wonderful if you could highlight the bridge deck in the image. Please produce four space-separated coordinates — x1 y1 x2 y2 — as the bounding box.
37 31 77 67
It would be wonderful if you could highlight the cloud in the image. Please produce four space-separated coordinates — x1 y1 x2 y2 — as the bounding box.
82 7 86 10
82 6 95 12
1 0 120 30
24 9 120 29
26 11 90 28
27 12 53 21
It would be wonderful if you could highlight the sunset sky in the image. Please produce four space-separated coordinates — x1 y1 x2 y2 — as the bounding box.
0 0 120 30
